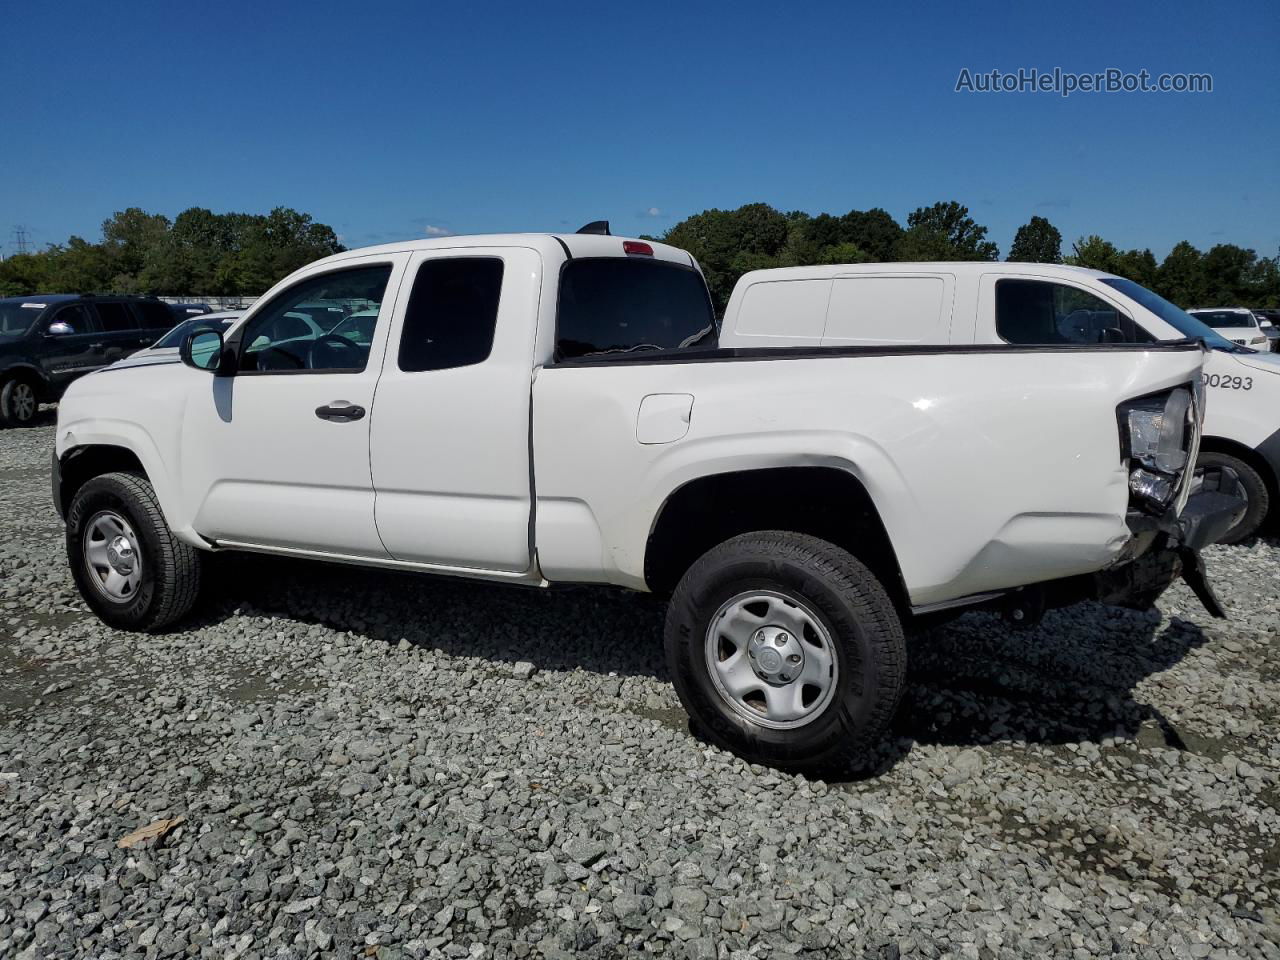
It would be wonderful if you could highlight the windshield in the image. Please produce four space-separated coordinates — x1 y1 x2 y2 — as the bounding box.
556 258 716 359
1189 310 1257 330
1099 278 1241 352
154 316 236 349
0 301 48 337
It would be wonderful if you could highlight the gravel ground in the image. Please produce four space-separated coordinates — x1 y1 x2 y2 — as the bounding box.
1 417 1278 960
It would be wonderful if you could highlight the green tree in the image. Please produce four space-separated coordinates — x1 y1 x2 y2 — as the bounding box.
1007 216 1063 263
1154 241 1205 307
1065 235 1122 273
663 203 791 310
839 208 903 261
897 202 998 261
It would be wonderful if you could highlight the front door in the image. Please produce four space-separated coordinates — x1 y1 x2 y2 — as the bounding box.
179 255 408 557
41 304 104 388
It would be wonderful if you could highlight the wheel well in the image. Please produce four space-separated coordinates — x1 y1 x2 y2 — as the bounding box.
1199 436 1278 499
643 466 908 609
58 445 147 517
1 366 48 401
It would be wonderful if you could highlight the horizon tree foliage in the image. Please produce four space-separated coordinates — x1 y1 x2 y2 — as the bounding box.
1007 215 1063 263
897 201 1000 262
0 207 344 297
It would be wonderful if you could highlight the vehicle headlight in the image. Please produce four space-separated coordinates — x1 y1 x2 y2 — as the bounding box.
1119 387 1193 512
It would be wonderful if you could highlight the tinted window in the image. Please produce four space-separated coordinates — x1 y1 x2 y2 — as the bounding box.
399 258 504 372
96 302 139 333
996 280 1152 345
0 301 49 336
1190 310 1257 329
237 265 392 372
557 259 715 359
1098 277 1237 352
135 301 176 330
51 304 98 334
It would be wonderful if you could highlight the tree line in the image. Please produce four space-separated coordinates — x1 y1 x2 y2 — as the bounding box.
653 202 1280 312
2 201 1276 315
0 207 343 298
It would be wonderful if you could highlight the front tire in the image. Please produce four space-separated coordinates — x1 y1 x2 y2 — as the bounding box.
1195 451 1269 543
665 531 906 773
66 472 202 631
0 377 40 426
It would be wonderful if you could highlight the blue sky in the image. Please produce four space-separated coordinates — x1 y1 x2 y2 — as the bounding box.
2 0 1277 260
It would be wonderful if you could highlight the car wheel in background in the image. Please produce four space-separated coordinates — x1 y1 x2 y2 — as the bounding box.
0 377 40 426
1193 451 1269 543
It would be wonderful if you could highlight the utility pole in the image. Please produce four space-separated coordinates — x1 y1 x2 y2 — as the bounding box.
12 225 31 255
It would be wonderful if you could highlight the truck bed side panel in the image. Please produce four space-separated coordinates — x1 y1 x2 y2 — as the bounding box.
532 348 1202 604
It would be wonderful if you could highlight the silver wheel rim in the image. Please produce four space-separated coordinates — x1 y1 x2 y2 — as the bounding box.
83 511 143 602
11 382 35 421
704 589 839 730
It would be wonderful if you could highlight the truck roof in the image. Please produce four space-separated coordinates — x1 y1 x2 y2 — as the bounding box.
314 233 698 269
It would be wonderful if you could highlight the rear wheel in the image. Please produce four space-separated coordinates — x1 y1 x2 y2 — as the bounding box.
66 472 202 631
664 531 906 773
0 377 40 426
1193 451 1269 543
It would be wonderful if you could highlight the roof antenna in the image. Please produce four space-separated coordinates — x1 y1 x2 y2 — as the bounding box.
576 220 611 236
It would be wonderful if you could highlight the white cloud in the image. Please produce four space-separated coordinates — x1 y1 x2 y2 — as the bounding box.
645 207 662 217
424 224 453 236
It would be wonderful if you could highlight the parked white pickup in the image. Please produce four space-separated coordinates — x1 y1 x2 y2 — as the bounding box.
52 231 1233 771
719 261 1280 542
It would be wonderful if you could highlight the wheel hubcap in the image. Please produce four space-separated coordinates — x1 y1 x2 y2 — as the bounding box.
704 590 838 730
12 383 35 420
83 512 143 601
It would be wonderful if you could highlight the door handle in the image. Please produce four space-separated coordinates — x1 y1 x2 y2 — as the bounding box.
315 401 366 422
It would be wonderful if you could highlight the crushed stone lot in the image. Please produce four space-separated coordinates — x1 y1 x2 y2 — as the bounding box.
1 417 1278 960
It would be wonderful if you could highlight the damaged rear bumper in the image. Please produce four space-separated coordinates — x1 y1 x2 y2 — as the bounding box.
916 486 1246 628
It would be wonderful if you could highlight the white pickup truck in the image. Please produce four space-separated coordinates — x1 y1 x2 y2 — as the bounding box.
52 228 1237 771
720 262 1280 542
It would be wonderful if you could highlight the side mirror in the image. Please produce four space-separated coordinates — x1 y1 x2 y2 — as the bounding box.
45 321 75 336
181 330 227 373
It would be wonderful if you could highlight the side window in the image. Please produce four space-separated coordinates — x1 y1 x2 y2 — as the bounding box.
133 301 175 330
96 302 140 333
996 280 1152 345
237 265 393 373
50 304 98 334
398 258 504 372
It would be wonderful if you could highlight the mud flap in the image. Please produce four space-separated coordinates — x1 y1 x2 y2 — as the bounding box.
1178 548 1227 619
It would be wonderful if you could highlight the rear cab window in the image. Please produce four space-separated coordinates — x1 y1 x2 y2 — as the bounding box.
556 258 716 360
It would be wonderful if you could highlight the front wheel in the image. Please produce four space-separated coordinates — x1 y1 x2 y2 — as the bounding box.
66 472 202 631
664 531 906 773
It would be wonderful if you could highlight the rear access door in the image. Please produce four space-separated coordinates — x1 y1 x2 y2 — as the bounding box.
369 246 541 574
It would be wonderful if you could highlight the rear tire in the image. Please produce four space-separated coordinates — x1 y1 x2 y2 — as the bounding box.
1195 451 1269 543
66 472 202 631
0 377 40 426
664 531 906 773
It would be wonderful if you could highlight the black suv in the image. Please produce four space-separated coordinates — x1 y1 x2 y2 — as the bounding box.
0 294 177 426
